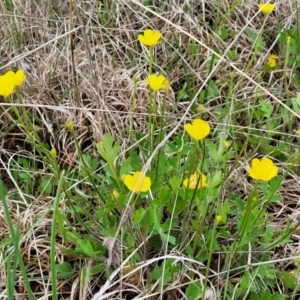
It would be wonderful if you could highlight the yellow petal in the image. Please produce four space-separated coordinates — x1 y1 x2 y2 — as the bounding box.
14 69 26 86
141 176 151 192
248 167 259 180
0 74 15 97
183 172 208 189
123 174 134 191
184 123 195 139
258 3 275 14
200 174 209 187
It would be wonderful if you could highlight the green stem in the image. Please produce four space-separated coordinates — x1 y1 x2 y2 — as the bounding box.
180 140 199 241
237 181 258 243
50 170 65 300
202 214 219 299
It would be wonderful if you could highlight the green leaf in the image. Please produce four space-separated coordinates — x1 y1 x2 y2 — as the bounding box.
160 232 176 245
150 259 178 289
97 134 120 166
169 176 182 192
208 142 218 163
132 208 146 225
227 49 238 60
277 269 300 291
188 43 200 56
209 170 222 188
146 206 162 231
218 27 229 40
119 157 132 177
76 240 95 257
176 82 188 100
245 28 266 52
39 178 52 195
19 172 32 185
82 154 99 172
259 100 273 118
263 226 275 246
291 93 300 116
185 281 202 300
56 262 74 278
65 230 81 243
250 290 284 300
152 186 171 205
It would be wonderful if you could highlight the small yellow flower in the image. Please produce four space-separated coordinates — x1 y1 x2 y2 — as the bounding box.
287 36 291 42
215 215 223 224
268 54 277 68
183 172 208 189
184 119 211 141
248 157 278 181
147 74 169 91
50 148 57 157
0 74 15 97
258 3 276 14
123 171 151 193
66 121 74 130
297 129 300 136
138 29 161 46
99 141 104 147
112 190 119 198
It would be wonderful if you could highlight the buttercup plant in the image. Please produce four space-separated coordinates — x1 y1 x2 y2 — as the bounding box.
138 30 170 155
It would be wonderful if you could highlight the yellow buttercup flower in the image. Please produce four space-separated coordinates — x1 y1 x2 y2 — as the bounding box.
184 119 211 141
297 129 300 136
248 157 278 181
123 171 151 193
268 54 277 68
138 29 161 46
147 74 169 91
183 172 208 189
258 3 275 14
0 74 15 97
